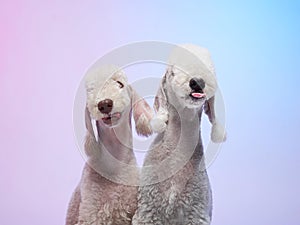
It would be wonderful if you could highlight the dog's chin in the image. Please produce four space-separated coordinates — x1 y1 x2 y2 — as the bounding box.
100 112 122 127
184 95 206 108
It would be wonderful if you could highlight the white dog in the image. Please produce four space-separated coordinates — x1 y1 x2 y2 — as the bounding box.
66 65 153 225
133 44 226 225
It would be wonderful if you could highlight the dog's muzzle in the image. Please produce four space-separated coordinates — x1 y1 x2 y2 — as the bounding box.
101 112 122 125
189 78 206 99
97 99 122 125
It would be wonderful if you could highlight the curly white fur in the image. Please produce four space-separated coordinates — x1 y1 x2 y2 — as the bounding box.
66 65 153 225
134 44 226 225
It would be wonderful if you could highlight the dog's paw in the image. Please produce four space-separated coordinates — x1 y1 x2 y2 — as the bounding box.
211 123 226 143
150 117 167 133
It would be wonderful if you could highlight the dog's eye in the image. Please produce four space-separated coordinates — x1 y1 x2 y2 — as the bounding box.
116 81 124 88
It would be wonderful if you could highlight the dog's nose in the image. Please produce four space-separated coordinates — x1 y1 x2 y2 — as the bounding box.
189 78 205 92
98 99 113 114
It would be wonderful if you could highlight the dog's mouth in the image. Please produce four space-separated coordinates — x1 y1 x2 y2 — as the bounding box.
101 112 122 125
189 92 206 100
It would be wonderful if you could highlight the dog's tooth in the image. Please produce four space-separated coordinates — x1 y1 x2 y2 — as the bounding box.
92 119 99 142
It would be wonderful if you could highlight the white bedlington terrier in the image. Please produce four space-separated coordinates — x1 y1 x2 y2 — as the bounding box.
66 65 153 225
133 44 226 225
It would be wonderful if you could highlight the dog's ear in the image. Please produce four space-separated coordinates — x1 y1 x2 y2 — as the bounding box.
85 106 99 142
130 86 153 137
204 96 226 143
150 70 169 133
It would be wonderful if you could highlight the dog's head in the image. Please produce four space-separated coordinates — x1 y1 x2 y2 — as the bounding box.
85 65 153 139
151 44 226 142
162 64 217 109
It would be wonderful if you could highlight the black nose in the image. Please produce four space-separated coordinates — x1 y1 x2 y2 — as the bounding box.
189 78 205 92
98 99 113 114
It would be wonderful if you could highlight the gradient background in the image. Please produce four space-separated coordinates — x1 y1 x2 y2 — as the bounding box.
1 1 299 225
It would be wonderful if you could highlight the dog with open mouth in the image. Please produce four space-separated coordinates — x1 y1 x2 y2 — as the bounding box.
166 65 213 108
86 65 153 134
133 44 226 225
66 65 153 225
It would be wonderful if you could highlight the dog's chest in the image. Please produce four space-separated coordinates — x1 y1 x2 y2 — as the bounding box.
89 184 138 224
81 167 138 224
159 162 194 203
101 183 137 211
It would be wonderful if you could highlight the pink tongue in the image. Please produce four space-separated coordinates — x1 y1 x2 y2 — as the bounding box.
191 93 206 98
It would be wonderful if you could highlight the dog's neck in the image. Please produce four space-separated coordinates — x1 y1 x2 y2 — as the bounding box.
167 103 201 134
97 120 133 163
85 110 139 184
165 103 204 162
